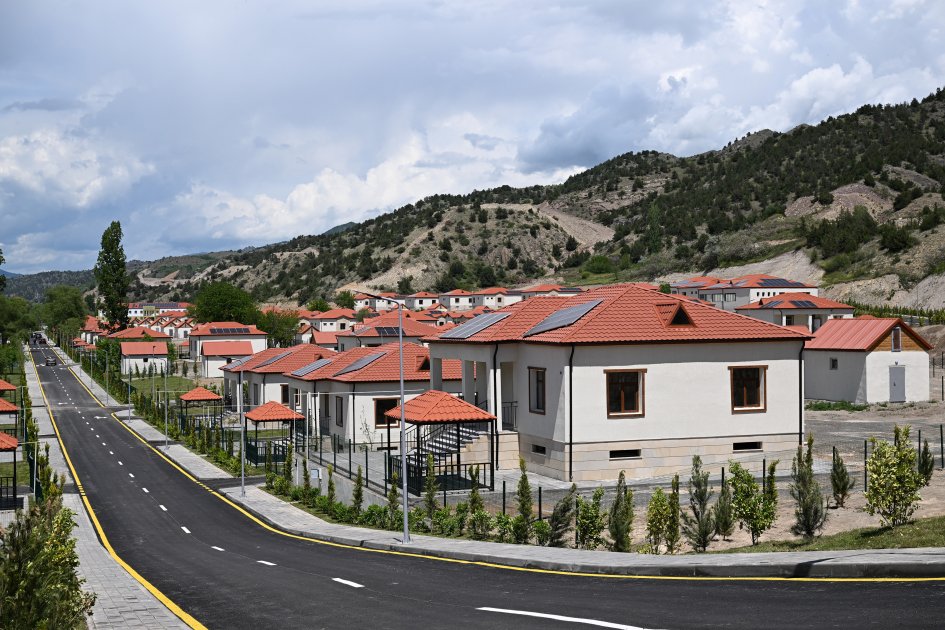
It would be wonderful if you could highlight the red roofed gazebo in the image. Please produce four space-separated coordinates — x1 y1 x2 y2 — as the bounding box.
0 379 16 393
0 414 19 509
0 398 19 438
385 390 496 494
178 386 224 434
244 401 304 468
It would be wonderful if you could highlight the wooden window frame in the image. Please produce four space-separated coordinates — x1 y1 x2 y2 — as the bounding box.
829 357 838 371
528 367 546 415
729 365 767 413
605 369 646 418
373 397 400 429
891 326 902 352
280 384 290 405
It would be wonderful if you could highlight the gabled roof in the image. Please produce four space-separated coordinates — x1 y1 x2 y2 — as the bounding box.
520 284 583 294
309 331 339 345
120 341 168 356
228 345 334 374
442 289 472 296
286 343 461 383
704 274 816 290
428 284 810 345
805 317 931 351
0 432 18 451
471 286 513 296
736 294 853 311
189 322 267 337
670 276 722 289
245 401 304 423
385 390 496 424
0 379 17 392
308 308 357 320
81 315 106 333
408 291 439 298
180 386 222 402
0 398 18 413
201 341 254 357
345 317 437 338
108 326 171 339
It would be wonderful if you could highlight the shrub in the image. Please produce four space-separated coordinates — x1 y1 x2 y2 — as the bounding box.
533 520 552 546
665 474 681 554
352 465 364 515
714 474 735 540
265 472 276 490
865 425 923 527
454 502 469 536
272 476 290 496
607 471 633 552
644 488 671 554
548 483 577 548
494 514 514 543
469 509 493 540
831 447 854 508
918 439 935 486
583 255 615 274
513 458 533 544
327 465 336 505
790 434 828 539
682 455 716 553
423 454 439 525
574 487 605 550
361 504 387 528
432 506 454 536
386 472 402 530
408 506 428 533
468 466 484 514
728 460 778 545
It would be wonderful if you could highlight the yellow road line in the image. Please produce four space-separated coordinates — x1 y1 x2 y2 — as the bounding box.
62 354 945 584
30 350 207 630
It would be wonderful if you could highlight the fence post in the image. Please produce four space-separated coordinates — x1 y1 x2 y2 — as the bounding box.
762 458 766 493
502 480 506 515
365 449 369 487
940 424 944 470
348 440 353 478
863 440 868 492
918 429 922 460
538 486 542 521
443 483 447 508
384 451 389 496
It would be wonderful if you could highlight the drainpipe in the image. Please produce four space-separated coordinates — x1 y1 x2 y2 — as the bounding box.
798 342 804 445
492 344 499 464
568 344 575 482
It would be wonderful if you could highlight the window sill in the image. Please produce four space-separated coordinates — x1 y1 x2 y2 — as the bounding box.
607 412 644 419
732 406 766 414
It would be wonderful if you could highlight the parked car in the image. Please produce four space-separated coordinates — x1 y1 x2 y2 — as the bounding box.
45 357 57 366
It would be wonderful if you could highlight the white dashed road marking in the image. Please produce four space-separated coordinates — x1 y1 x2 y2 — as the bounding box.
159 505 167 511
211 546 225 552
128 473 134 478
181 527 191 534
142 488 149 493
118 461 123 466
257 561 276 566
476 608 652 630
332 578 364 588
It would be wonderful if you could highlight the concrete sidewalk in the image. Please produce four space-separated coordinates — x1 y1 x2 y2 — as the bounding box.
28 346 186 629
58 346 945 580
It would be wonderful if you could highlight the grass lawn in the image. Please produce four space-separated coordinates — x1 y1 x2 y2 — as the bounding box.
0 459 32 482
129 375 196 396
716 515 945 553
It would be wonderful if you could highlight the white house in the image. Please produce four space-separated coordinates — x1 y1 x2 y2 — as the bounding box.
120 341 168 376
222 345 336 410
353 292 401 311
736 294 854 332
303 309 357 333
188 321 268 359
439 289 475 311
681 274 819 311
200 340 255 378
127 301 191 318
403 292 440 310
468 287 524 310
668 276 722 299
426 283 810 482
804 317 931 404
283 343 463 449
517 284 584 299
336 316 438 351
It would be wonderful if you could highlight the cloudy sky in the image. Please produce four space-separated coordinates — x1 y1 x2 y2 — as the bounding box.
1 1 943 273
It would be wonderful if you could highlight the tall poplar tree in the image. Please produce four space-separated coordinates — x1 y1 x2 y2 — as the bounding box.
94 221 129 330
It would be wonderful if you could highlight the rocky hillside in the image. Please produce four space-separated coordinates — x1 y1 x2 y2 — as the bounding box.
9 88 945 310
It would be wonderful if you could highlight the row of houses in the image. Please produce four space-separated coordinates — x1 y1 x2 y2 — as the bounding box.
350 284 583 312
216 282 933 483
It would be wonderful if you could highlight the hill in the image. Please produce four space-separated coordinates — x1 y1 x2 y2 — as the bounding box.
9 87 945 310
0 269 21 278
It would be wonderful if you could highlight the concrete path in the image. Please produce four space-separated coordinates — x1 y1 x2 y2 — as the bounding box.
27 346 186 628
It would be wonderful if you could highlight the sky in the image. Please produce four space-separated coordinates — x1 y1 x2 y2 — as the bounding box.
1 1 943 274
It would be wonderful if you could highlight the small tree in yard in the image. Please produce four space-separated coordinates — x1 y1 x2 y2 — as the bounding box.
468 466 492 541
790 434 828 539
831 447 854 508
714 474 735 540
865 425 923 527
575 487 605 550
512 457 533 544
423 453 439 524
302 459 311 490
352 465 364 515
327 464 336 505
549 483 577 548
728 461 777 545
665 474 681 554
386 472 401 530
682 455 716 553
607 471 633 552
645 488 671 554
283 442 293 481
918 439 935 486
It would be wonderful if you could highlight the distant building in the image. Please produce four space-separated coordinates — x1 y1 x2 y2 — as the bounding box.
736 294 854 332
671 274 818 311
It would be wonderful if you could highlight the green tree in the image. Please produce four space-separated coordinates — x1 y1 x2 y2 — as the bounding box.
645 487 671 554
423 454 439 523
548 483 577 548
257 309 299 347
607 471 633 552
681 455 716 553
190 282 257 323
918 439 934 486
397 277 413 294
327 465 336 505
0 295 38 343
0 246 5 293
94 221 130 329
307 297 331 312
831 447 854 507
665 474 681 553
386 471 401 530
575 487 605 550
790 434 828 539
166 341 178 375
42 285 86 330
352 465 364 515
335 290 356 310
512 457 533 544
565 235 578 252
728 461 778 545
865 425 923 527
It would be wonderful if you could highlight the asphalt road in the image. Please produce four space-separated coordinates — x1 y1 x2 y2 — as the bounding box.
31 346 945 629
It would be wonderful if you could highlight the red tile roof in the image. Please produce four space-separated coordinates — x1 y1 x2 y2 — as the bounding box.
0 379 15 392
704 274 816 290
344 317 438 338
429 284 810 345
442 289 472 295
201 341 254 357
310 331 338 345
180 386 223 402
308 308 356 320
471 287 511 295
409 291 439 298
108 326 171 339
736 294 853 311
521 284 583 294
0 398 18 413
120 342 168 356
81 315 106 333
805 318 931 351
286 343 461 383
0 432 18 451
245 401 304 423
385 390 496 424
189 322 266 337
252 345 336 374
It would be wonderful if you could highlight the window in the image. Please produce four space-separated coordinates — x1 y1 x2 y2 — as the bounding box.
724 292 736 302
606 370 645 417
784 315 796 326
252 384 260 406
730 366 766 412
812 316 823 332
374 398 399 428
891 327 902 352
339 322 347 331
531 444 547 455
829 357 838 370
335 396 343 427
280 384 290 404
528 367 546 414
609 449 641 460
733 441 762 452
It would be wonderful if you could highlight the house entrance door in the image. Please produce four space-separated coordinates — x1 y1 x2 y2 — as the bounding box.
889 365 906 403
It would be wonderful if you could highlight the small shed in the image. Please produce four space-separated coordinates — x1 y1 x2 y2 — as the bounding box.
804 317 931 404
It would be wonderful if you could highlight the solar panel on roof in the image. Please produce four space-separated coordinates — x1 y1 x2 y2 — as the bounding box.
762 300 783 309
334 352 385 376
792 300 817 308
256 351 292 368
225 356 252 370
439 311 512 339
758 278 805 288
374 326 401 336
290 358 333 378
210 327 250 334
524 299 603 337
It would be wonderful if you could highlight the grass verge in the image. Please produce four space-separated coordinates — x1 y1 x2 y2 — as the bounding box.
805 400 869 412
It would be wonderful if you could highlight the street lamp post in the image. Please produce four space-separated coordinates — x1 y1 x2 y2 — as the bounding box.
238 368 245 497
398 305 410 544
163 359 168 450
105 350 110 406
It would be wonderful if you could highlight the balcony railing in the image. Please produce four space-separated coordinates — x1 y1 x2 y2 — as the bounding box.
501 401 517 431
